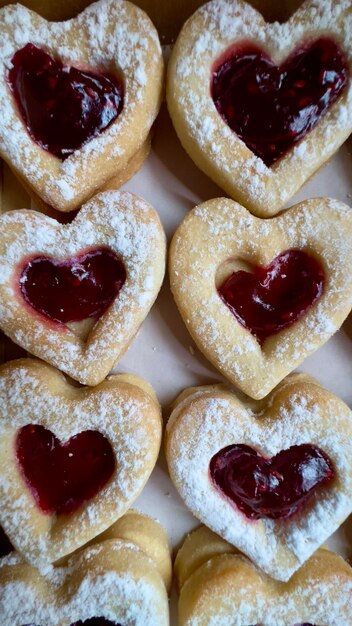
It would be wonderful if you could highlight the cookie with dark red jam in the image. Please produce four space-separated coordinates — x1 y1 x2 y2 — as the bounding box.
166 374 352 581
175 525 352 624
0 0 164 212
169 197 352 399
167 0 352 216
0 359 162 568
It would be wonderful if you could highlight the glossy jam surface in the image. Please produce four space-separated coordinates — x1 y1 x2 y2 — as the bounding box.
210 443 334 520
212 38 348 166
9 43 123 159
16 425 116 515
20 247 126 325
0 526 13 557
71 617 121 626
218 249 325 345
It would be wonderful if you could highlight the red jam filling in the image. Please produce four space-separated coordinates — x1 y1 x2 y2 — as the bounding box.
16 425 116 515
211 38 348 166
71 617 121 626
210 443 334 520
0 526 13 557
9 43 124 159
19 247 126 325
218 249 325 345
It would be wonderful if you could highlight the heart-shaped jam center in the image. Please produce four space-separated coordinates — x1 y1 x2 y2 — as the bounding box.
16 425 116 515
211 38 348 166
210 443 334 520
0 526 13 557
218 249 325 345
19 247 126 325
9 43 124 159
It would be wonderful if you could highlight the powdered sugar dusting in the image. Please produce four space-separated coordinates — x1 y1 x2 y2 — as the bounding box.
167 378 352 581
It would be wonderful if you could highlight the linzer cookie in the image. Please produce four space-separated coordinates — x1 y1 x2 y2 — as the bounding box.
169 197 352 399
0 359 162 568
166 374 352 581
0 0 164 212
167 0 352 216
0 190 166 386
176 526 352 624
0 512 170 626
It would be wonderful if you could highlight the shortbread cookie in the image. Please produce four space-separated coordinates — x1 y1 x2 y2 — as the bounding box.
0 358 162 568
169 197 352 399
176 525 352 625
0 513 170 626
0 0 164 212
166 374 352 581
167 0 352 217
0 189 166 386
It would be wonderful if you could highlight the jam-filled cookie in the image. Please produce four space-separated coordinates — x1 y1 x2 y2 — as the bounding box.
0 190 166 386
169 197 352 399
167 0 352 217
0 358 162 568
165 374 352 581
0 0 164 212
0 512 170 626
176 525 352 625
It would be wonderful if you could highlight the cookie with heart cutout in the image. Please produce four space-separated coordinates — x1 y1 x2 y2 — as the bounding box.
0 358 162 569
0 189 166 386
165 373 352 581
169 196 352 399
0 512 170 626
0 0 164 212
175 525 352 625
166 0 352 217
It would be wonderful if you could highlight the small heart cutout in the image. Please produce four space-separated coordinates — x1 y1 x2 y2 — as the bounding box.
218 249 325 344
212 38 348 166
16 425 116 515
9 44 124 160
210 443 334 520
20 248 126 325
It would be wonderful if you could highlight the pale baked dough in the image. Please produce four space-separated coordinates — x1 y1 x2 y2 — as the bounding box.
0 358 162 568
167 0 352 217
176 525 352 625
169 197 352 399
0 512 170 626
165 373 352 581
0 189 166 386
0 0 164 212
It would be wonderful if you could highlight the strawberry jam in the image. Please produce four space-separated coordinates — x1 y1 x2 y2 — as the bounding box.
9 43 124 159
211 38 348 166
16 425 116 515
0 526 13 557
210 443 334 520
19 247 126 325
218 249 325 345
70 620 121 626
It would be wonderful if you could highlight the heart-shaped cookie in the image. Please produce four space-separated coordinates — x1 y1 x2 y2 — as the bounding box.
0 189 166 386
0 359 162 568
0 0 163 212
167 0 352 217
176 526 352 624
169 197 352 399
165 374 352 581
0 512 170 626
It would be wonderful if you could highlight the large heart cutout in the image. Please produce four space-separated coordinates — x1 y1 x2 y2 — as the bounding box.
0 512 169 626
176 526 352 623
167 0 352 216
0 0 163 211
166 374 352 581
0 190 166 386
0 359 162 567
169 197 352 399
